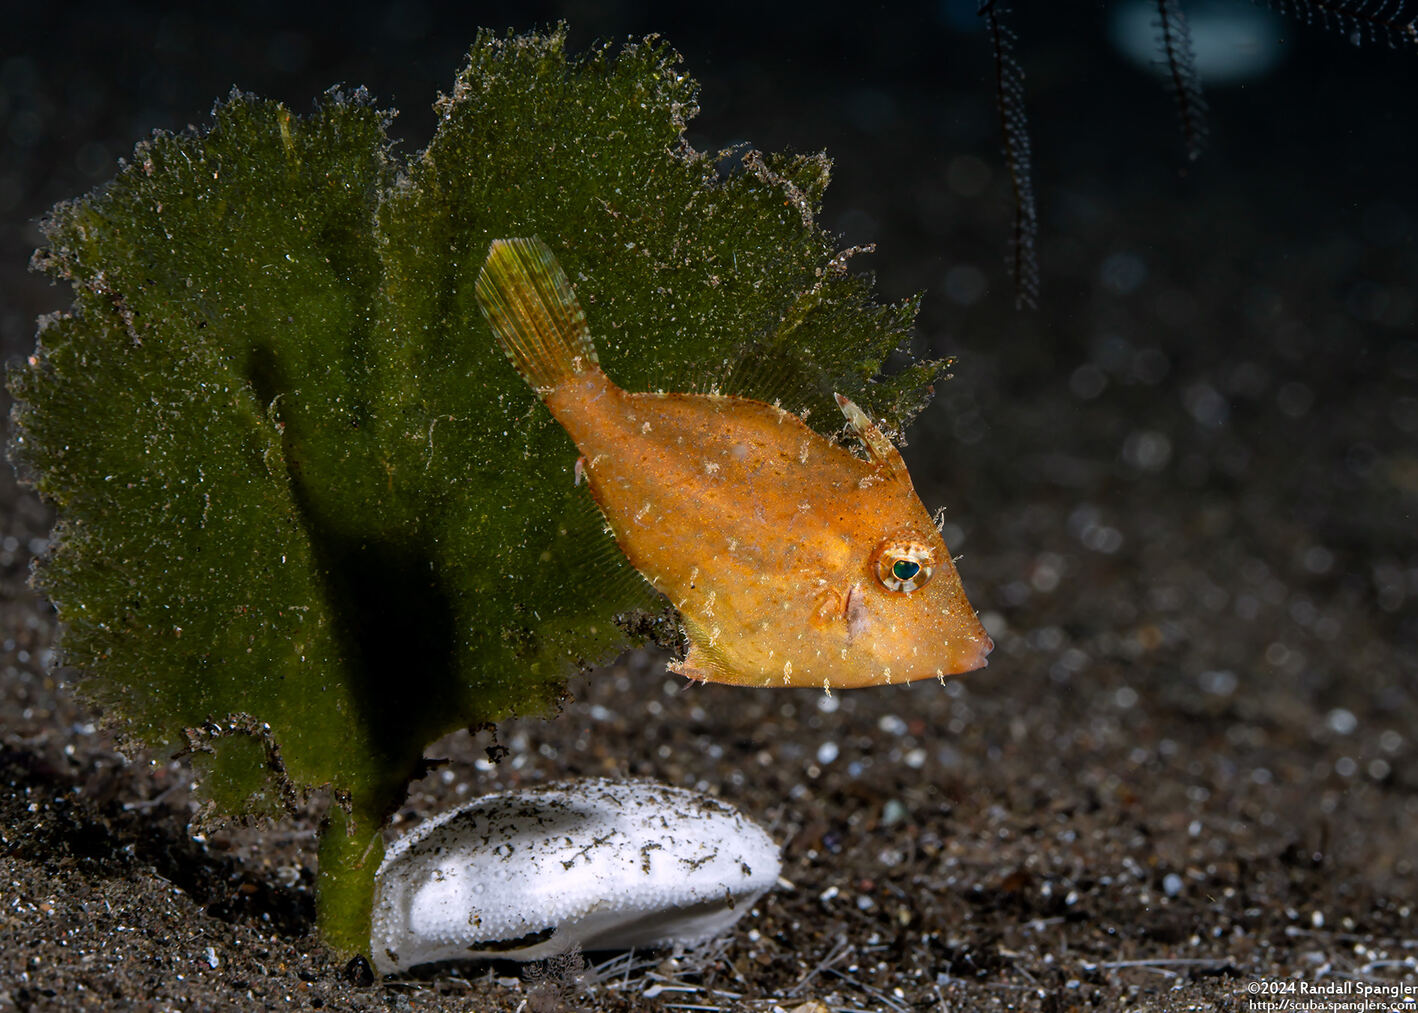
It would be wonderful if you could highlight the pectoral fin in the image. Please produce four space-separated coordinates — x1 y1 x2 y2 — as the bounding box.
834 393 908 480
810 582 870 642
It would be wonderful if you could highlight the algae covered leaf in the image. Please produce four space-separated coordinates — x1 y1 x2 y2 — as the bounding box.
8 26 942 953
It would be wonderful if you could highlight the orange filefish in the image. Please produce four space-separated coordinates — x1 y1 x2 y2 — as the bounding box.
475 237 992 690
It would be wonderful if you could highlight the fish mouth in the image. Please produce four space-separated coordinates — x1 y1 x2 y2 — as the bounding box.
961 632 995 672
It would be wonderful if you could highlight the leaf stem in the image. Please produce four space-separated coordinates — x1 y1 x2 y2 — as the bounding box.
316 799 386 961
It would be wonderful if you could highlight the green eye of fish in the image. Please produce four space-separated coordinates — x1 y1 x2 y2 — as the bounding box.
873 539 935 593
892 559 920 582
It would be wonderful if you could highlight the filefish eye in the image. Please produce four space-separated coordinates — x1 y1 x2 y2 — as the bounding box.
892 559 920 582
873 538 935 593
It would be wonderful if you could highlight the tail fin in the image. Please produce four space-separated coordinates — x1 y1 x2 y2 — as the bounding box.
475 237 599 394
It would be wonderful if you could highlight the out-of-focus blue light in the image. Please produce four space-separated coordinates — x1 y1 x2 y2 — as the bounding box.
1108 0 1286 85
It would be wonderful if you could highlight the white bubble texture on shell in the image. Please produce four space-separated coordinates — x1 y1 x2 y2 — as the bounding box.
370 778 781 972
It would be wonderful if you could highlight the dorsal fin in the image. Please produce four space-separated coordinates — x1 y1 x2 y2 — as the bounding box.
834 393 907 480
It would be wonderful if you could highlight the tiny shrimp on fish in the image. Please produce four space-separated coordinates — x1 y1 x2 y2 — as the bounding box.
475 237 992 689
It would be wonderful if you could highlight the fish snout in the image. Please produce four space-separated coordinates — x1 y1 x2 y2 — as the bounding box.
961 631 994 673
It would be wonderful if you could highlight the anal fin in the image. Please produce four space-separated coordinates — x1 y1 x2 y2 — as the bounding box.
667 614 741 686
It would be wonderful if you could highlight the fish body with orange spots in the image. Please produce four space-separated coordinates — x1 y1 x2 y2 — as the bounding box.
475 238 992 689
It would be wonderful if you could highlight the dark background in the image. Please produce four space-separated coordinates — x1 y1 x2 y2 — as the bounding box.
2 2 1415 1010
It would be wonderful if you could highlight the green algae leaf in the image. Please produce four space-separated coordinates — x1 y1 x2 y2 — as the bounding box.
14 90 394 806
8 26 942 954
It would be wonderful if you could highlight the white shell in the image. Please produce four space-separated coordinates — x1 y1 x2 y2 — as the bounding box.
370 778 781 973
